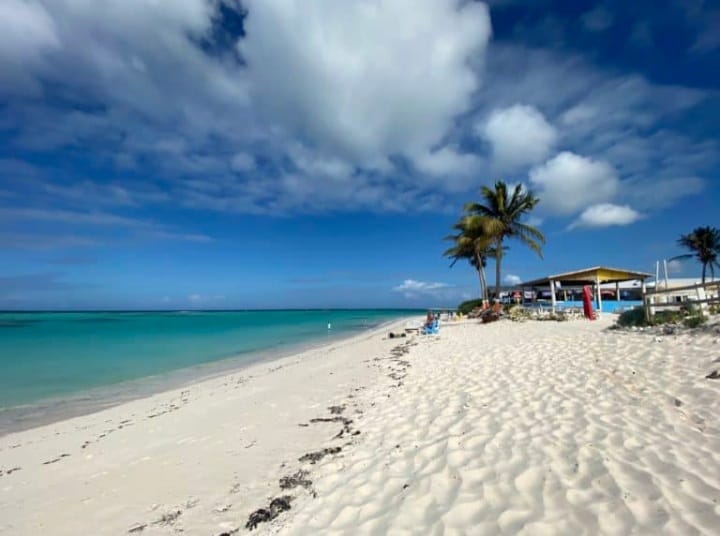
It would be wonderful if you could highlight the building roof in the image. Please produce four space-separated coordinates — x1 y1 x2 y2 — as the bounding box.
520 266 653 287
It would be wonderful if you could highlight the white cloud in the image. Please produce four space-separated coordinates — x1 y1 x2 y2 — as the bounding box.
569 203 642 229
412 147 484 191
529 152 619 215
231 152 256 172
560 105 597 126
188 294 226 304
0 0 60 95
394 279 449 293
240 0 491 163
504 274 522 285
667 259 684 274
480 104 558 169
287 143 355 180
0 3 715 224
393 279 452 299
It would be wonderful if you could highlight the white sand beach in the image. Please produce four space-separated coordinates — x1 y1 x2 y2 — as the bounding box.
2 317 720 535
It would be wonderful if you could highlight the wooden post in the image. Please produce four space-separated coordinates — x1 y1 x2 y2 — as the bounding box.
615 281 620 302
697 285 708 316
642 280 650 322
550 279 556 314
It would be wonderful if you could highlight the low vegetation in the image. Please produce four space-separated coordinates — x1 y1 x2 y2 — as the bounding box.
616 305 708 329
458 298 484 315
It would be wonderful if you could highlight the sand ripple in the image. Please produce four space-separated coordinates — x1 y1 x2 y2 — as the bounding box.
275 321 720 535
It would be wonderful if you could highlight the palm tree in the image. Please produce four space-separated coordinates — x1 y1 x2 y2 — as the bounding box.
443 215 496 302
672 226 720 284
464 181 545 299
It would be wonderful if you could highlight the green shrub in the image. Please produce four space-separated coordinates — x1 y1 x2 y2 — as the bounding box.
709 303 720 315
654 310 684 324
458 298 484 315
617 307 649 327
683 315 707 328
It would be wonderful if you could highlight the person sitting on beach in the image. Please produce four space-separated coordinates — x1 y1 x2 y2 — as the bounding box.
424 310 434 328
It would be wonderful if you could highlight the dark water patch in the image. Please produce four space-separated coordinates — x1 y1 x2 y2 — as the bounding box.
0 320 42 328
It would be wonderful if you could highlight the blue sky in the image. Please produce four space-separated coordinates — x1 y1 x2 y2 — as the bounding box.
1 0 718 310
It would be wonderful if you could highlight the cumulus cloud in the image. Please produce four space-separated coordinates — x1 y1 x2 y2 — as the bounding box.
569 203 642 229
504 274 522 285
480 104 558 170
0 1 715 227
393 279 451 299
240 0 491 163
412 147 484 191
529 152 619 215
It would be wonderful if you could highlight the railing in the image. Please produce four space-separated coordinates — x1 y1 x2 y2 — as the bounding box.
643 280 720 321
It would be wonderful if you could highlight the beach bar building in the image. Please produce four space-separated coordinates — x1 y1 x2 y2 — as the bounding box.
520 266 653 315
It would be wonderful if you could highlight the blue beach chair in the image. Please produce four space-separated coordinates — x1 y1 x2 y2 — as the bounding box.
422 319 439 335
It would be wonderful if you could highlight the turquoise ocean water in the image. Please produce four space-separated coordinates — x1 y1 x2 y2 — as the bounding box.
0 310 416 432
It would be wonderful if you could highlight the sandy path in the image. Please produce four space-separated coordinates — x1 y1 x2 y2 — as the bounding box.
273 319 720 535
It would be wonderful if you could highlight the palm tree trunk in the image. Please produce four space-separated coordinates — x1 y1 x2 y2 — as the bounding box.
474 252 487 301
476 268 484 299
480 265 489 302
702 263 707 284
494 237 503 301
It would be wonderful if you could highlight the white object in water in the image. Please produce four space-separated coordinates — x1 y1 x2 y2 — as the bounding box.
327 322 332 330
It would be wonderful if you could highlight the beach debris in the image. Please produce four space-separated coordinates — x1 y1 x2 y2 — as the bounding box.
42 453 70 465
279 469 313 490
299 446 342 464
0 467 21 477
216 530 239 536
244 440 257 449
706 370 720 379
127 522 147 533
213 503 232 513
153 509 182 526
245 496 293 531
328 405 346 414
308 416 354 438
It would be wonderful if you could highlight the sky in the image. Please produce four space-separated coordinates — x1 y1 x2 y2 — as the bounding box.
0 0 718 310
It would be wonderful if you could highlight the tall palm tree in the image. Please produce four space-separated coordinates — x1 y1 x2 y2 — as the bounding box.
443 215 496 302
672 226 720 284
465 181 545 299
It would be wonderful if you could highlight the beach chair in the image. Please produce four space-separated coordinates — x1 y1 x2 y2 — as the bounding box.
422 319 440 335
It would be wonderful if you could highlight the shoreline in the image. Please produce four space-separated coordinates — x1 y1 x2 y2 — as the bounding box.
1 316 416 535
0 317 410 436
